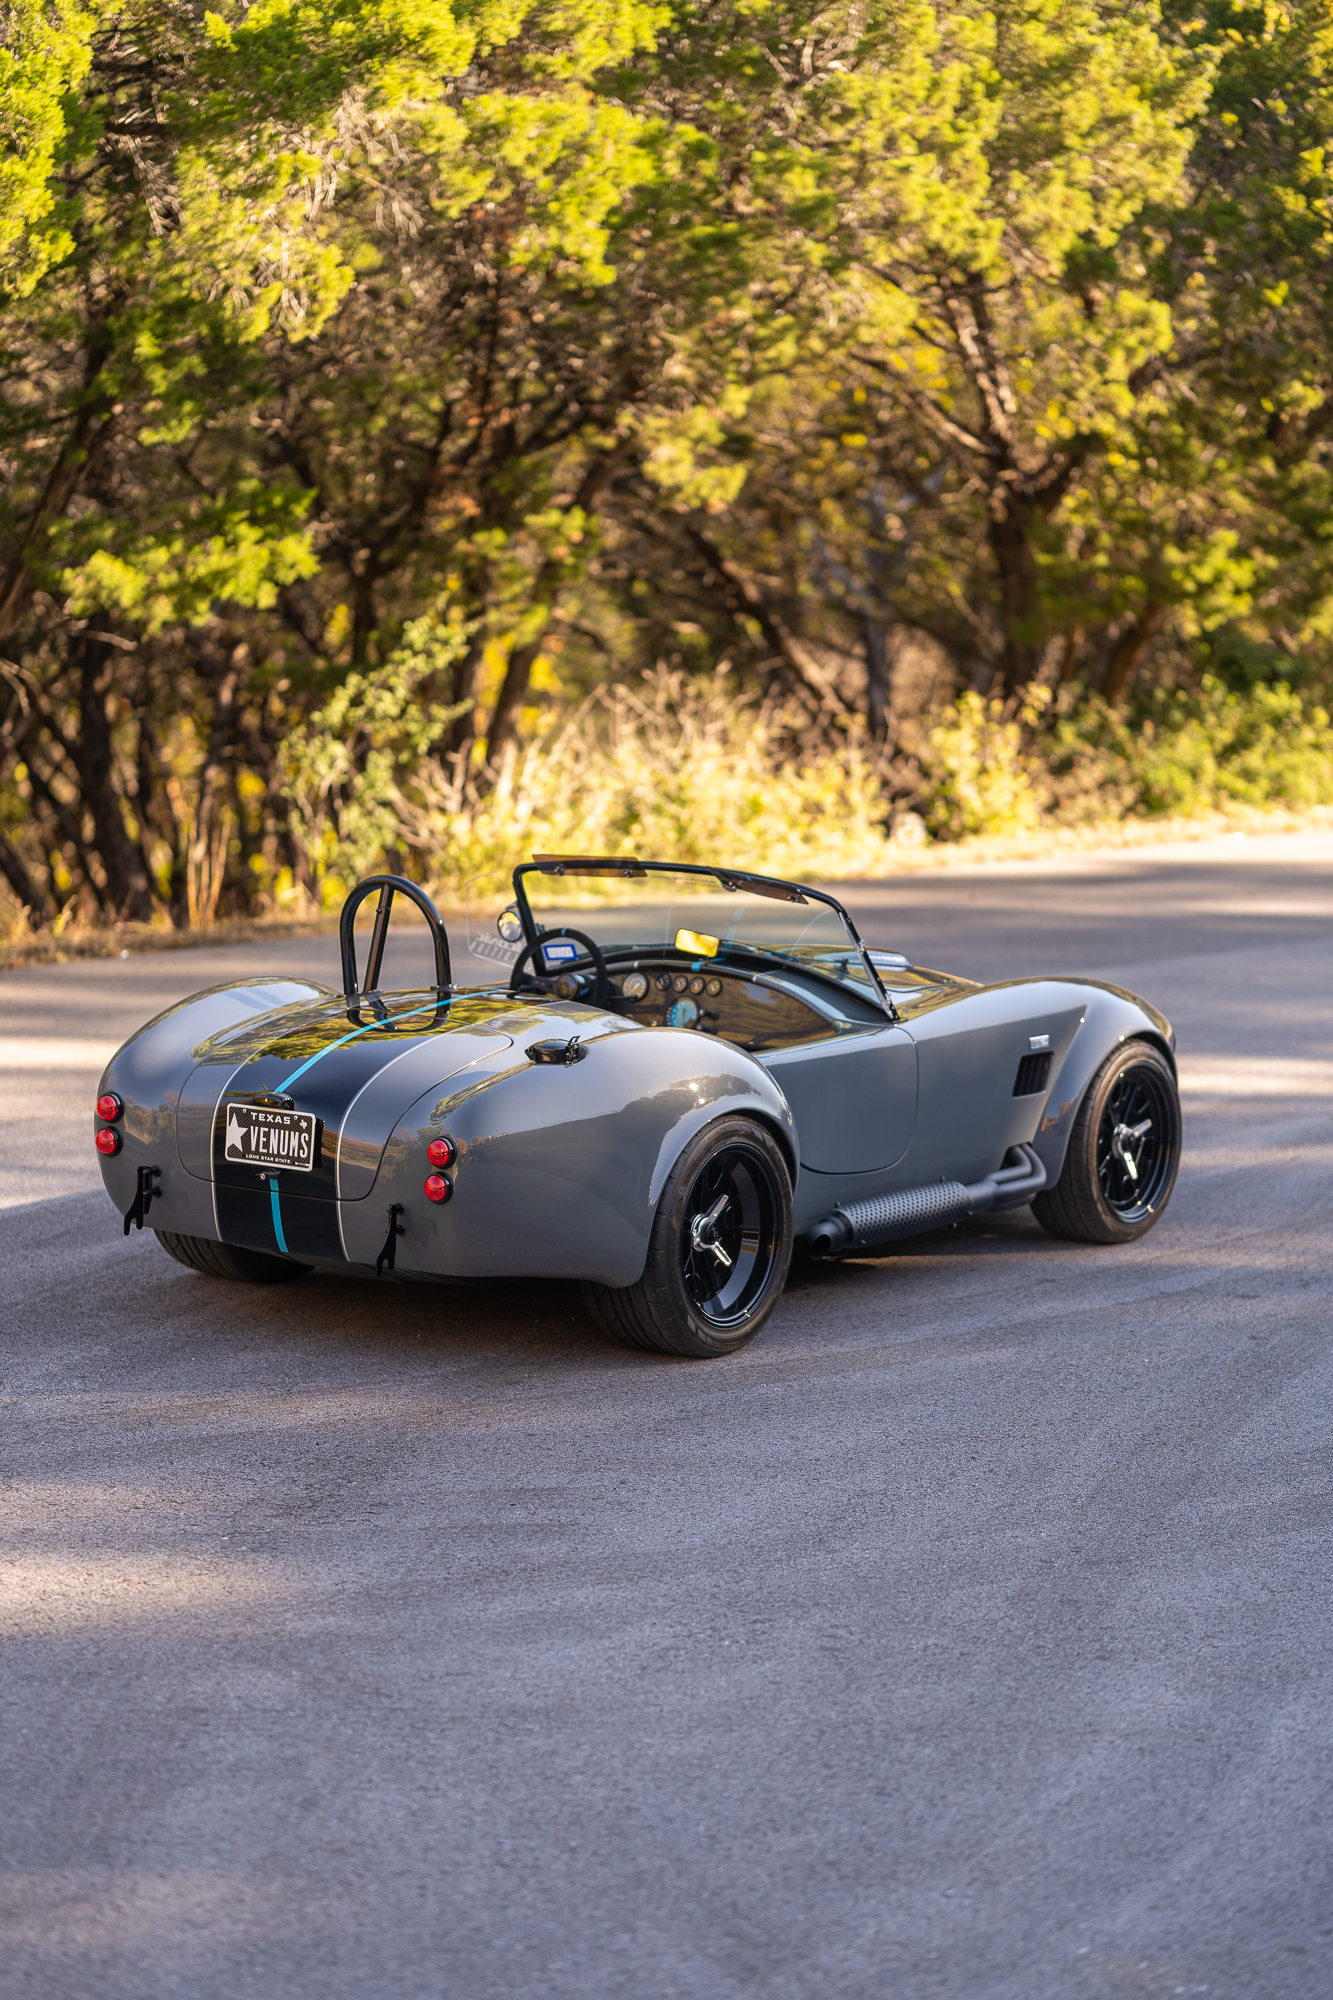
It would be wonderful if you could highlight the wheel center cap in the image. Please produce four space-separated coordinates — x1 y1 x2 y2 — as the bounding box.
1110 1116 1153 1181
690 1194 733 1268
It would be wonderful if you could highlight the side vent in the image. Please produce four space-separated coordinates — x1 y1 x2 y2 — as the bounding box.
1013 1051 1052 1097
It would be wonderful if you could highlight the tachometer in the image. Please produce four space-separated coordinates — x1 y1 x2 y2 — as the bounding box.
621 972 649 1001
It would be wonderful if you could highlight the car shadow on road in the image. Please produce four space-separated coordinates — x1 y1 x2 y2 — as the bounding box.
210 1207 1068 1367
3 1186 1142 1385
311 1209 1078 1366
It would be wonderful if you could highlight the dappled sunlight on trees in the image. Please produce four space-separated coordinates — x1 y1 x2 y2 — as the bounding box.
4 1 1333 927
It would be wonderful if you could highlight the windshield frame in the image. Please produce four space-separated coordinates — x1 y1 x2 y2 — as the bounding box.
510 856 895 1019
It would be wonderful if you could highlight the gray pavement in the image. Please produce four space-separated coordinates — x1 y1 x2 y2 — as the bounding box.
2 828 1332 1998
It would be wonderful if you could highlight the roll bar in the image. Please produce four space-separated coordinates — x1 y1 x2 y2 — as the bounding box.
339 875 452 1001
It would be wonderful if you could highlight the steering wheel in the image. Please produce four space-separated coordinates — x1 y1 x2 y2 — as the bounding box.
508 927 610 1010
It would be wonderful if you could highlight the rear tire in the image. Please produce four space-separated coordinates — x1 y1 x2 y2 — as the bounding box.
1033 1041 1180 1245
582 1116 793 1358
155 1230 312 1284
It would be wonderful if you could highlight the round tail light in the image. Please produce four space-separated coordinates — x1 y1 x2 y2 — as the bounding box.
424 1173 452 1203
96 1092 123 1122
95 1127 121 1157
426 1136 455 1168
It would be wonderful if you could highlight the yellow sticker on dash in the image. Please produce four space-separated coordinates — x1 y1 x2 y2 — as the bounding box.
675 927 720 958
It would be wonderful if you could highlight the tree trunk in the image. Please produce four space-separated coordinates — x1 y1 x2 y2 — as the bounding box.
1057 627 1084 688
24 751 109 911
989 499 1043 697
860 613 894 744
72 626 156 920
0 324 116 647
486 451 622 768
0 829 54 923
1102 604 1168 705
683 524 843 724
187 645 244 927
434 630 487 780
485 620 554 769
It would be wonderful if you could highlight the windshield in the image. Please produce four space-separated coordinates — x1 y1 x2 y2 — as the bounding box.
463 858 890 1011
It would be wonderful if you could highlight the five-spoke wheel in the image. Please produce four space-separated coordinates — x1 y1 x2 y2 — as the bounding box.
1034 1041 1181 1244
583 1116 793 1356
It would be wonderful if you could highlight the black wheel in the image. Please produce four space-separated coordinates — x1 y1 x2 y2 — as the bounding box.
1033 1041 1180 1245
582 1116 793 1357
509 927 610 1008
155 1231 312 1284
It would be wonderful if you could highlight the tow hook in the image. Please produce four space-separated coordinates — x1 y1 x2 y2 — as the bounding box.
122 1165 161 1235
376 1204 406 1277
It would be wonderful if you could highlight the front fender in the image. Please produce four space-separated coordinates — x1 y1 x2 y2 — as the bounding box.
1031 982 1176 1186
340 1022 795 1286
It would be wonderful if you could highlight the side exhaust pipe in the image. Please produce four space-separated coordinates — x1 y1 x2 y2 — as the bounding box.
806 1144 1047 1259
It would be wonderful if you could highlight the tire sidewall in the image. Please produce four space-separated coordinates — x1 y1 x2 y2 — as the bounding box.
650 1116 794 1356
1075 1042 1181 1242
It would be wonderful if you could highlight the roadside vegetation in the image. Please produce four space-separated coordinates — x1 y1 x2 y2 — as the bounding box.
5 0 1333 939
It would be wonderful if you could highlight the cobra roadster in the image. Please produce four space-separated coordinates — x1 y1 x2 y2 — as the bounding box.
94 858 1181 1357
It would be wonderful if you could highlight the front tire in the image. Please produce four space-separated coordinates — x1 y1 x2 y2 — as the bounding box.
583 1117 793 1357
1033 1041 1180 1244
155 1231 312 1284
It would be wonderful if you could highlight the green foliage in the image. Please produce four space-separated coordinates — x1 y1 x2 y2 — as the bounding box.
282 667 896 905
920 689 1048 840
923 674 1333 838
1128 676 1333 816
0 0 93 294
6 0 1333 934
280 615 473 893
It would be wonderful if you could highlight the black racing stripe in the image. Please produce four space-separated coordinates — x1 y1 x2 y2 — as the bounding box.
215 1184 282 1256
275 1193 344 1262
211 993 522 1199
215 1184 345 1263
213 1039 427 1197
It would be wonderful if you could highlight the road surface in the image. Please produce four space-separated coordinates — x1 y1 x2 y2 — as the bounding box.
2 828 1331 1998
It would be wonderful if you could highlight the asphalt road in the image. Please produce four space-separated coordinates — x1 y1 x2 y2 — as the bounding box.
3 828 1332 1999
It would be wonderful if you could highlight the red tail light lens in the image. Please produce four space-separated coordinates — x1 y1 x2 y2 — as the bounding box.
96 1093 123 1122
95 1127 121 1157
424 1173 452 1203
426 1137 455 1168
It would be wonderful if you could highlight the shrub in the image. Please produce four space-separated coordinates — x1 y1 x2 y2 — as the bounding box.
280 659 897 905
918 689 1047 840
922 675 1333 835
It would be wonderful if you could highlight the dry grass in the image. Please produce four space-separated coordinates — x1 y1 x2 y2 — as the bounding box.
9 668 1333 969
0 910 336 972
8 801 1333 971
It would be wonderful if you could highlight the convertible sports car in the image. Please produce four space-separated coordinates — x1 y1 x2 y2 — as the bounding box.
94 858 1181 1357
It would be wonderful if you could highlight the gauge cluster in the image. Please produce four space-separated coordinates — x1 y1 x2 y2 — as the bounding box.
606 963 834 1052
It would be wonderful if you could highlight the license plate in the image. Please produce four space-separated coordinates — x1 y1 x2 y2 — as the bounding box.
224 1103 318 1173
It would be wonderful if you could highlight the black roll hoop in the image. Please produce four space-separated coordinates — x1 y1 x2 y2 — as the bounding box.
340 874 452 1001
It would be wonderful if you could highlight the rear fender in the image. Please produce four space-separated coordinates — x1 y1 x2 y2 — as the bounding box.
340 1023 794 1286
96 978 332 1234
1032 984 1176 1187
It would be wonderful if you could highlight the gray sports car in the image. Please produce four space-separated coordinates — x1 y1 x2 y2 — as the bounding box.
94 857 1181 1357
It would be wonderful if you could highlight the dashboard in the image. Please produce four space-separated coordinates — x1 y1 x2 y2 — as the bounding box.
549 961 844 1052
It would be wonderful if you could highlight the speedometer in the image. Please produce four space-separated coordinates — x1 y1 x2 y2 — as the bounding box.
621 972 649 1001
